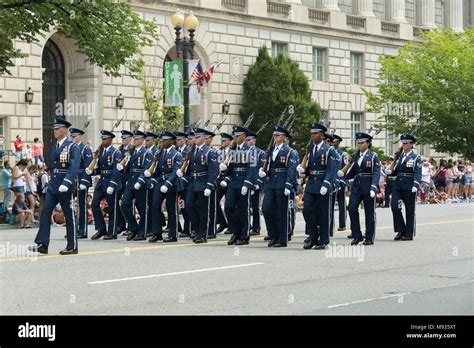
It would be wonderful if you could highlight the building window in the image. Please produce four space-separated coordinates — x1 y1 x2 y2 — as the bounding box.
350 112 364 145
350 52 363 85
271 42 287 58
418 144 425 156
386 129 396 157
312 48 326 81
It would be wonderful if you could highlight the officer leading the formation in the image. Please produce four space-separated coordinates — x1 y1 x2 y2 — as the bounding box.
386 134 422 241
29 118 80 255
88 130 123 240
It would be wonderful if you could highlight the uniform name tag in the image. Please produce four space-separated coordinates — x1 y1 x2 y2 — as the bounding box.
406 160 414 168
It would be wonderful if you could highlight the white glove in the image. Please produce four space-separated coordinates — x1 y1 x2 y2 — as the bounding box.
370 190 376 198
117 163 124 171
134 182 141 190
59 185 68 193
107 187 114 195
219 163 227 172
385 169 392 175
176 169 183 178
150 183 154 189
144 170 151 178
298 172 306 178
337 170 344 178
258 169 266 178
411 187 418 193
284 188 291 196
79 184 87 190
254 185 259 191
320 186 328 196
204 188 211 197
85 168 92 175
160 185 168 193
220 180 228 188
296 165 305 174
241 186 248 196
251 190 255 196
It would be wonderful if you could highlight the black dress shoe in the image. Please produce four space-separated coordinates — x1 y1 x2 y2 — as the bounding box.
304 236 311 244
224 230 232 234
163 237 178 243
273 243 287 248
91 231 107 240
338 227 346 231
133 235 146 241
267 239 275 247
227 235 238 245
146 232 153 237
394 232 403 240
190 232 197 239
103 235 117 240
330 232 334 237
148 235 163 243
77 235 88 239
303 241 317 250
217 225 228 233
207 235 216 239
235 239 249 245
263 236 272 241
122 231 131 236
179 232 190 238
28 245 48 254
347 234 354 239
126 232 137 241
250 231 260 236
351 237 364 245
194 237 207 244
59 248 78 255
314 244 328 250
401 236 413 241
288 234 292 241
363 240 374 245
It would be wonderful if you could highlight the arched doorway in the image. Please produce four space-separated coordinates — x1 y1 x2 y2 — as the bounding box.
42 39 65 164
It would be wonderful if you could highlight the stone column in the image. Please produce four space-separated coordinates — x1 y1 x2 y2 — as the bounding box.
354 0 375 17
417 0 437 28
445 0 464 33
386 0 407 23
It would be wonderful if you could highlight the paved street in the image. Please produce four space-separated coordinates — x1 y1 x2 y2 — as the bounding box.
0 203 472 315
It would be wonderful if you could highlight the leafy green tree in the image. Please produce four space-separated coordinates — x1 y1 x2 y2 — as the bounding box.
240 46 322 155
0 0 159 77
364 28 474 159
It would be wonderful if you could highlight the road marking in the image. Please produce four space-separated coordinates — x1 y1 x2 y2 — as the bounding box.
88 262 265 285
0 218 472 263
326 279 474 309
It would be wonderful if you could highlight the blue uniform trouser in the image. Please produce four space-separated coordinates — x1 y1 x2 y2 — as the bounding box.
288 191 295 235
207 190 217 237
216 187 227 227
262 188 289 245
152 186 178 238
225 187 250 240
337 186 347 229
185 190 210 239
303 191 331 245
250 189 261 233
35 191 77 250
330 190 337 236
76 187 89 237
116 188 126 232
147 188 154 234
92 185 119 236
122 187 148 237
348 192 376 242
391 189 416 237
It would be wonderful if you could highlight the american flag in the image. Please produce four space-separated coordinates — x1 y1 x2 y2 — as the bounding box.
190 59 223 93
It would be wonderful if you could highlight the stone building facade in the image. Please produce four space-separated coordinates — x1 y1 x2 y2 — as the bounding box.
0 0 472 160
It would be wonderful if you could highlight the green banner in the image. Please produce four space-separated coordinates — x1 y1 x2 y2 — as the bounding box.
164 60 183 107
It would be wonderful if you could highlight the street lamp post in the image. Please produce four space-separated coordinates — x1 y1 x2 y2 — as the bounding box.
171 10 199 130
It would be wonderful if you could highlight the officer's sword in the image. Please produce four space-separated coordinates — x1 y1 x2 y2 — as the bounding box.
256 120 270 135
203 114 214 129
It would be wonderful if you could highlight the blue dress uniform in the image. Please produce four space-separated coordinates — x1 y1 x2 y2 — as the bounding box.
288 146 300 239
179 132 197 238
333 137 349 232
215 135 232 233
246 131 266 236
116 130 133 234
262 126 298 247
69 128 93 238
390 134 422 240
144 132 159 236
119 130 154 241
89 131 123 239
146 132 183 242
345 132 381 245
301 124 337 249
183 129 219 243
223 126 257 245
205 133 219 239
175 134 191 236
32 118 80 254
